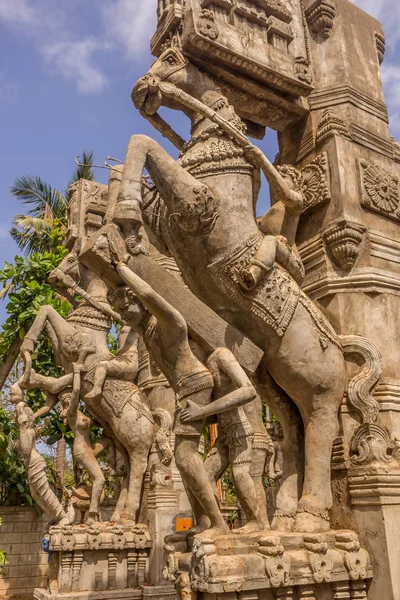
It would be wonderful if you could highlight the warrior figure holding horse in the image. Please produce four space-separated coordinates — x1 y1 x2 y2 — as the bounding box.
109 45 381 533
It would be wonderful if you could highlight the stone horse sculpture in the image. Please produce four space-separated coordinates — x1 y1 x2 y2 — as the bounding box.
20 250 172 524
111 47 381 533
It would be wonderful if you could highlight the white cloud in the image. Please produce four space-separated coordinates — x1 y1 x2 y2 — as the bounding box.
102 0 157 59
0 0 37 25
0 0 108 95
42 39 108 94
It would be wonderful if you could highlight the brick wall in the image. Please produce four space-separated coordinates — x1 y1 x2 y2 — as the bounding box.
0 507 49 599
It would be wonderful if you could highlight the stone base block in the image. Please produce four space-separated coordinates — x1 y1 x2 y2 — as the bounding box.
34 588 143 600
164 529 372 599
141 584 177 600
45 522 152 595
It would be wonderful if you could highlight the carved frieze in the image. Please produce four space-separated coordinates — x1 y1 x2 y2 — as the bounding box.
295 57 313 84
358 159 400 222
66 179 108 250
323 220 366 270
198 9 219 40
305 0 336 40
316 108 352 145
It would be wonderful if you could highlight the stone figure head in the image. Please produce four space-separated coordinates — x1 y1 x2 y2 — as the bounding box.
16 402 35 429
108 287 149 330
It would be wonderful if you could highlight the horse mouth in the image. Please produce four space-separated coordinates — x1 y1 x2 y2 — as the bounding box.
132 78 162 115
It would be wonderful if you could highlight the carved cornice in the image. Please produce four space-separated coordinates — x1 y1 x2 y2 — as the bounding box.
369 230 400 266
358 159 400 222
308 86 389 123
305 0 336 40
316 108 352 145
351 125 394 159
323 220 366 270
302 267 400 300
349 470 400 507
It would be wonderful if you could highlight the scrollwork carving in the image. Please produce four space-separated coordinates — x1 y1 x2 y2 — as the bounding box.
350 423 394 466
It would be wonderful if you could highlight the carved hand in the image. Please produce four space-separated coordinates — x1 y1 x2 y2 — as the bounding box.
180 400 204 423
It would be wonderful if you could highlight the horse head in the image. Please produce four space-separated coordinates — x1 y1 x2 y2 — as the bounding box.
132 47 221 116
49 251 82 290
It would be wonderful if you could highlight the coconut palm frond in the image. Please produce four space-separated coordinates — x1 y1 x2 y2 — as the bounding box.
10 176 60 220
67 150 95 191
13 215 54 233
10 225 53 256
0 283 13 300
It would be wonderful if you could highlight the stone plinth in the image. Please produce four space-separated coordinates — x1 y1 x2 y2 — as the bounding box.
164 530 372 600
34 523 152 600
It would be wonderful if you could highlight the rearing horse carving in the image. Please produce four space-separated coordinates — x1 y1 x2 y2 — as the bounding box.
110 47 382 533
20 251 172 524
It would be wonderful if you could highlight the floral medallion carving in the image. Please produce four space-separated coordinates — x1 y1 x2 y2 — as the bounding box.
359 159 400 221
323 220 366 270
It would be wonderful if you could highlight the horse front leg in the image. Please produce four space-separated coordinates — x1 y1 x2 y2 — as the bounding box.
115 134 208 231
22 306 75 353
254 366 304 532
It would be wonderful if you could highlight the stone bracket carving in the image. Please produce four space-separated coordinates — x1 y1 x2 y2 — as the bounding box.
304 535 334 584
323 220 366 270
306 0 336 40
258 536 290 588
375 32 386 64
335 532 371 581
358 159 400 222
316 109 352 146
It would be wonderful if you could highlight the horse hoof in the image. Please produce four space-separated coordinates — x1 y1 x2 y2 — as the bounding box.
293 510 331 533
271 514 295 532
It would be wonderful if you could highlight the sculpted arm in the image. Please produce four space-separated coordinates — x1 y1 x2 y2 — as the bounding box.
181 348 257 422
116 262 187 331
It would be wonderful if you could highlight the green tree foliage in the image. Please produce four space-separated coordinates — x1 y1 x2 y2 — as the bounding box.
0 517 9 576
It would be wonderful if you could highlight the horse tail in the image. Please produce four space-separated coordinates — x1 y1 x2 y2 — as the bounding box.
340 335 382 424
152 408 173 465
29 463 68 524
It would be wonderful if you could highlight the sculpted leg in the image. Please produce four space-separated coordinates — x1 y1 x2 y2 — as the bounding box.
122 451 150 522
294 401 340 533
21 306 76 352
230 438 265 533
116 134 211 227
76 451 105 522
255 367 304 531
175 435 229 537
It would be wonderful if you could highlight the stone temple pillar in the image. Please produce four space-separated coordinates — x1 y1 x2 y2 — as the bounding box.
277 2 400 599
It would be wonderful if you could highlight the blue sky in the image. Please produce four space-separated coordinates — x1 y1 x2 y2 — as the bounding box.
0 0 399 324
